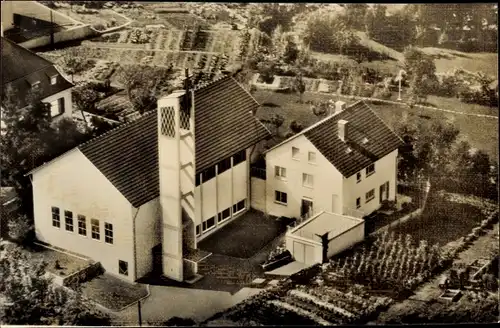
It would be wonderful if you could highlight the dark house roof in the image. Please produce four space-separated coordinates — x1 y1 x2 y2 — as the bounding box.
1 37 73 107
266 101 403 178
33 76 270 208
78 112 159 208
194 76 271 173
304 101 403 178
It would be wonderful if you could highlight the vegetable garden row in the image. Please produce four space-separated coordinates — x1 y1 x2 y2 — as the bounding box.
74 46 230 73
91 28 242 55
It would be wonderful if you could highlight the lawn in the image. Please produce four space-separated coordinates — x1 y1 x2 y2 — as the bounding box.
253 90 499 159
420 47 498 76
81 273 148 311
27 243 90 277
392 191 492 247
197 209 287 258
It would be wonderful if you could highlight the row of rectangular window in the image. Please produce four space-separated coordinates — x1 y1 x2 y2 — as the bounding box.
357 163 376 183
51 207 113 244
195 149 246 186
292 147 316 163
195 199 246 236
356 182 388 208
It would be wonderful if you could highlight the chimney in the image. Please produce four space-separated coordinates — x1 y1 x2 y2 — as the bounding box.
335 101 346 114
338 119 349 142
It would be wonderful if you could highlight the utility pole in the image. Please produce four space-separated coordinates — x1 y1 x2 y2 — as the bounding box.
137 300 142 326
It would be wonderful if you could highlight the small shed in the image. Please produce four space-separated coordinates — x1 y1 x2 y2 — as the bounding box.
285 211 364 265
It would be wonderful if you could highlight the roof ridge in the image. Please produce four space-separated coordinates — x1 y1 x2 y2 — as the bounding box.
192 74 231 92
264 100 361 154
78 108 157 149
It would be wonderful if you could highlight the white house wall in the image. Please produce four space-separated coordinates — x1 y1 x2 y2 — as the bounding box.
32 149 135 282
43 88 73 121
342 149 398 216
134 197 162 280
326 222 365 258
265 135 344 218
194 147 251 241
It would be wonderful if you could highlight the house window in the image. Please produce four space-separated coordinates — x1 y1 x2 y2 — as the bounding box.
218 207 231 223
31 81 40 89
50 76 57 85
356 172 362 183
50 97 65 117
308 151 316 163
292 147 300 159
217 157 232 175
275 191 288 205
196 224 201 236
366 163 375 177
105 222 113 244
274 166 287 179
366 189 375 203
202 165 216 182
119 260 128 276
202 217 215 231
91 219 100 240
233 149 246 166
78 215 86 236
232 200 245 214
64 210 73 232
51 207 60 228
356 197 361 209
302 173 314 188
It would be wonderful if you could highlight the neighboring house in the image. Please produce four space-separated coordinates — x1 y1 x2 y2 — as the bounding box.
264 100 404 220
1 36 73 124
27 76 272 283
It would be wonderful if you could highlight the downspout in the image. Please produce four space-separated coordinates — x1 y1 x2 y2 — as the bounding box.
248 144 257 210
132 206 141 281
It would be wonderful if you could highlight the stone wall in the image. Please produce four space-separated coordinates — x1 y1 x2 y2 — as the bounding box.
62 261 103 289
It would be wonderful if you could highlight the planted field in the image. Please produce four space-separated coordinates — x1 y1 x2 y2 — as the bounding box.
54 7 128 30
420 48 498 75
160 13 209 30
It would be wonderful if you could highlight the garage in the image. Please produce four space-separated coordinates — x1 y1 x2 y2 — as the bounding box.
286 211 365 265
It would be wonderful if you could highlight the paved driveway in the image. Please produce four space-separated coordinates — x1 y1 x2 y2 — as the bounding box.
198 209 288 258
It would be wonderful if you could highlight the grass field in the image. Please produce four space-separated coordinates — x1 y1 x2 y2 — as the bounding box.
420 47 498 76
253 91 499 159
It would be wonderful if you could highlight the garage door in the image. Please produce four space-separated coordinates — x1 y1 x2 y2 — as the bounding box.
293 241 317 265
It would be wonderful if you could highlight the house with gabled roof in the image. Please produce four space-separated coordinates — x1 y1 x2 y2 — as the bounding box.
1 36 73 123
263 100 404 220
27 76 272 282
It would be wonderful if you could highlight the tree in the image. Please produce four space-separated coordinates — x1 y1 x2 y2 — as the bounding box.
404 47 438 104
294 74 306 103
162 317 197 326
256 60 278 84
0 244 111 325
289 120 304 134
283 38 299 64
117 65 174 114
7 214 33 244
343 4 369 30
270 114 284 136
311 101 328 120
303 14 359 55
72 86 100 112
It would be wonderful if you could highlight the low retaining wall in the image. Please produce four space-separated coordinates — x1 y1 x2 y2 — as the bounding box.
62 261 103 289
19 24 98 49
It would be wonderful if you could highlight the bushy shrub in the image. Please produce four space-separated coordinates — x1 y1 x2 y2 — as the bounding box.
373 87 392 100
7 214 34 244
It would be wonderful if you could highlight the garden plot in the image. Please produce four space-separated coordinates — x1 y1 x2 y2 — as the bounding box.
161 13 210 30
54 7 128 31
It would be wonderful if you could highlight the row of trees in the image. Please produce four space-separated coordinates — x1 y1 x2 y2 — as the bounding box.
0 244 111 325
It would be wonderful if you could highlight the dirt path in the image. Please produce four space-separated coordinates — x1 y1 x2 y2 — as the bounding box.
375 223 499 323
